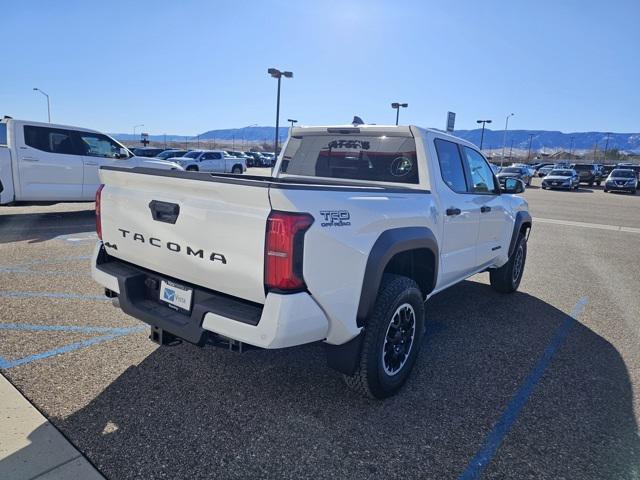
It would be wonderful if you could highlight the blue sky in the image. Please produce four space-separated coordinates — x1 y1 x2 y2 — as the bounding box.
1 0 638 135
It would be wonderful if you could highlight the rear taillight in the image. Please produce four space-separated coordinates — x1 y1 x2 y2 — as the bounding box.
265 211 314 292
95 184 105 240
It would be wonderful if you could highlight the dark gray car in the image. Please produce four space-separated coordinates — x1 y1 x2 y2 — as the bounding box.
497 167 532 187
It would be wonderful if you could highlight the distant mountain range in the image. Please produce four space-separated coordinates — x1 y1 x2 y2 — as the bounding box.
113 127 640 152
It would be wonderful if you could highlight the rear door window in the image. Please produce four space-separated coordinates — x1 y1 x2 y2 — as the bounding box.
24 125 76 154
434 138 467 193
279 134 419 184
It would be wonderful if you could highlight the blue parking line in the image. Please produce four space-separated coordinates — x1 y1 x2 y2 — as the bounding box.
0 323 141 335
459 297 588 480
0 326 145 369
0 291 108 301
0 255 91 269
0 255 92 275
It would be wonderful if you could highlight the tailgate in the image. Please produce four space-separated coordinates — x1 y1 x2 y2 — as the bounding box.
98 168 271 304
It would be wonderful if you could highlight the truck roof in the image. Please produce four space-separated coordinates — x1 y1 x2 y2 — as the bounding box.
0 117 104 135
290 124 477 149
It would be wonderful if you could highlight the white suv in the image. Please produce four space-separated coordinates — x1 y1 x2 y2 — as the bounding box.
169 150 246 174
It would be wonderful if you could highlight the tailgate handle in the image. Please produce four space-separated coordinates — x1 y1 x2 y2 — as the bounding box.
148 200 180 224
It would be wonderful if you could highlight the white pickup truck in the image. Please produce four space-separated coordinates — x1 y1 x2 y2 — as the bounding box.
91 124 531 398
0 117 181 204
168 150 246 174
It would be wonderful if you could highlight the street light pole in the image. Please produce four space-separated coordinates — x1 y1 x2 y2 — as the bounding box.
268 68 293 155
287 118 298 129
501 113 514 166
391 103 408 125
32 88 51 123
476 119 492 150
527 133 534 161
569 136 575 157
133 124 144 145
603 132 611 163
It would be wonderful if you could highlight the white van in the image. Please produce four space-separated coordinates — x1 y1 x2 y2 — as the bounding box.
0 117 182 204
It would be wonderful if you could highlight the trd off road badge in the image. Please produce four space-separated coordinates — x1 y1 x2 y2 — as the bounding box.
319 210 351 227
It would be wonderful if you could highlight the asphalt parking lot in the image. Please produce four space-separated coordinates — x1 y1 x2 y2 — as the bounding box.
1 175 639 479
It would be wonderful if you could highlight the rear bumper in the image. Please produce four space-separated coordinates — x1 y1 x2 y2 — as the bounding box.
91 243 329 349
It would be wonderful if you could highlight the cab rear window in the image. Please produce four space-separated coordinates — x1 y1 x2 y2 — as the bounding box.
0 123 7 145
279 134 419 184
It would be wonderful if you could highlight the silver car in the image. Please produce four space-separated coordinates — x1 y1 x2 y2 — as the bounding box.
541 168 580 190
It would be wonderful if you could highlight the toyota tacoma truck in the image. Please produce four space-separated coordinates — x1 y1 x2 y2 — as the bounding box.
91 124 531 398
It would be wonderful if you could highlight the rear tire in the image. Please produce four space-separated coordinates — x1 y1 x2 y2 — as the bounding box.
490 233 527 293
604 188 608 193
343 275 425 399
588 181 594 187
232 165 242 174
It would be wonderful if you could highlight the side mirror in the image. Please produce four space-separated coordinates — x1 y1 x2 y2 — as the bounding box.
118 147 130 159
501 178 525 194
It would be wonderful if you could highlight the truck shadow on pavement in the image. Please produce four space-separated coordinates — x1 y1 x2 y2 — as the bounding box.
53 280 639 480
0 209 95 244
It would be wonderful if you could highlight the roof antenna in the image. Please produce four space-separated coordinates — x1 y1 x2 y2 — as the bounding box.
352 116 364 126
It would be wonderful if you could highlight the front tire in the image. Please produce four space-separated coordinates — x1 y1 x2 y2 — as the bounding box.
344 275 425 399
490 233 527 293
186 165 199 172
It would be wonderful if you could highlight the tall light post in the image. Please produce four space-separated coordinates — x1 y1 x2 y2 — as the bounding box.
476 119 492 150
501 113 514 166
603 132 611 163
287 118 298 128
32 88 51 123
527 133 534 161
133 124 144 144
268 68 293 155
391 102 408 125
569 136 575 157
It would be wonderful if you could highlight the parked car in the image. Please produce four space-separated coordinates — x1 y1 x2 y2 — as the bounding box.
497 166 531 187
0 117 182 205
489 163 501 175
616 164 640 182
91 124 531 399
571 163 601 186
156 149 190 160
511 163 536 177
261 152 276 167
533 162 554 171
169 150 246 173
541 168 580 190
604 169 638 194
131 147 165 157
537 165 555 177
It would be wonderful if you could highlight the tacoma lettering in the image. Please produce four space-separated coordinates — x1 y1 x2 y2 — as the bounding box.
116 228 227 264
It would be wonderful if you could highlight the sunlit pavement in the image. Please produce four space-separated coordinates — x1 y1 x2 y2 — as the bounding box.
0 177 638 479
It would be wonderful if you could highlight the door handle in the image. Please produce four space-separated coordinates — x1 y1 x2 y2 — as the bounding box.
85 162 99 166
22 158 39 162
446 208 462 216
481 206 492 213
149 200 180 224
